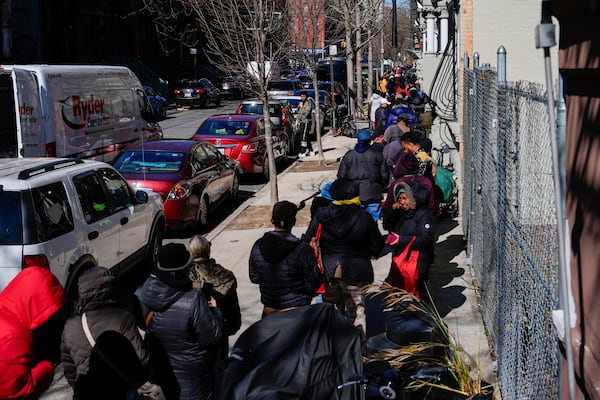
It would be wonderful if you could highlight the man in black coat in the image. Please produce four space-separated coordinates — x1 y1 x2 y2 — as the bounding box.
304 179 384 338
249 200 324 317
338 129 389 221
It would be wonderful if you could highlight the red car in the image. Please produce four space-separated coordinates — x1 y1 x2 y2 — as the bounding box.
112 140 241 231
191 114 288 180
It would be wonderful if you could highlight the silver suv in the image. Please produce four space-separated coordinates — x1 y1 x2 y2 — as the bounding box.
0 158 165 303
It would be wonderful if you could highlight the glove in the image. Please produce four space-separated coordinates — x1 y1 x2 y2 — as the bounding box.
137 381 166 400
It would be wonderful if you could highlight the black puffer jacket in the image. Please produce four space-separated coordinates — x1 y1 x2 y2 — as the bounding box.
385 181 436 281
249 231 324 309
338 147 388 203
304 203 384 284
138 275 222 400
61 267 150 387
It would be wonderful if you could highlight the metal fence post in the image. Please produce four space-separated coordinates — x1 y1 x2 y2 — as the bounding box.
473 51 479 68
497 46 507 84
464 52 470 69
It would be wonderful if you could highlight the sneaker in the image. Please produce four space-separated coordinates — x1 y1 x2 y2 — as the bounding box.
298 152 306 158
308 151 315 156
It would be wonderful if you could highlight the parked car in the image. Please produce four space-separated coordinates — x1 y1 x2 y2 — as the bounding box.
191 114 288 180
296 74 313 89
277 95 327 138
0 157 165 309
267 79 302 99
174 78 222 108
143 85 168 120
236 98 299 154
113 140 240 231
220 75 251 100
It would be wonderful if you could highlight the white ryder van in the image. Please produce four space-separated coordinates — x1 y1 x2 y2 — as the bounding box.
0 64 162 160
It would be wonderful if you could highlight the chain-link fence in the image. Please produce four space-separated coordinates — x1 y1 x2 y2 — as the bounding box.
462 63 560 399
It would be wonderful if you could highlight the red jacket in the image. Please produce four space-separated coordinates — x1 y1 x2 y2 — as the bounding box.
0 267 65 399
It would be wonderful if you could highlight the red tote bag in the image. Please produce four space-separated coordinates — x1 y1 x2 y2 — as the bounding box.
385 236 420 297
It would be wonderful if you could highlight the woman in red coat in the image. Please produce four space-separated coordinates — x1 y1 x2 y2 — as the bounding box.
0 266 66 399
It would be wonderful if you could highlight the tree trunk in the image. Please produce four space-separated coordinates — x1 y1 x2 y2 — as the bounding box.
355 10 364 118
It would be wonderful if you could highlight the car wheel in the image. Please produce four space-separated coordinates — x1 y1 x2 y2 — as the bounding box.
160 105 167 120
231 172 240 199
215 97 222 107
196 196 209 228
199 95 209 109
145 225 163 270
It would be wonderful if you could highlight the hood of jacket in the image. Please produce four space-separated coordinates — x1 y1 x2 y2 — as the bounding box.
257 231 301 263
316 203 363 239
407 180 430 208
77 267 119 312
0 266 65 330
140 275 189 312
394 152 419 176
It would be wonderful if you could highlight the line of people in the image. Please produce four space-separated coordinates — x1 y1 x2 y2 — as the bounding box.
0 125 440 399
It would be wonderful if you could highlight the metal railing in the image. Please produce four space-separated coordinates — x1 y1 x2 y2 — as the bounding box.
462 49 560 399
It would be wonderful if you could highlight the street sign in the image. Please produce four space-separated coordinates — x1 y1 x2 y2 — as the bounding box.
329 45 338 56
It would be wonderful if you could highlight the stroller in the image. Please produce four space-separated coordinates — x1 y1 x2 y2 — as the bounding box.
433 143 458 218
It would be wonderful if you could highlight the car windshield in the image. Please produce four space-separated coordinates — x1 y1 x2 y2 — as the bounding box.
240 104 282 116
196 120 254 136
113 151 185 173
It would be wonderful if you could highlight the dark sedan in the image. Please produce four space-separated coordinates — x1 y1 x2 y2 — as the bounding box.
112 140 241 231
174 78 222 108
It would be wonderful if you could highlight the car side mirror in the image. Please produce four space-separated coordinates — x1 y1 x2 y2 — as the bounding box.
135 190 149 204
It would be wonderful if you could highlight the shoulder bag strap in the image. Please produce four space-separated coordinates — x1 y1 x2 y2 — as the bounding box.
81 313 96 347
144 310 155 327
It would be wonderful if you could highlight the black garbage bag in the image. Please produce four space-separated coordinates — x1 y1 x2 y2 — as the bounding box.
218 303 362 400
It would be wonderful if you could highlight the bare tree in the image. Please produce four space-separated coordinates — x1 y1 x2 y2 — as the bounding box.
136 0 199 54
331 0 383 119
184 0 291 204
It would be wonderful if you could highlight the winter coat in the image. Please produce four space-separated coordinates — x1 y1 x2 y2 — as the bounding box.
190 258 241 400
61 267 150 387
304 203 384 284
249 231 324 310
297 97 315 123
383 181 436 282
138 275 222 400
369 93 384 123
0 267 65 400
191 258 241 337
338 146 388 203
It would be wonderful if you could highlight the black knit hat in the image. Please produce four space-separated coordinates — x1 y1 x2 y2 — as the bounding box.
329 179 358 201
157 243 193 272
272 200 298 229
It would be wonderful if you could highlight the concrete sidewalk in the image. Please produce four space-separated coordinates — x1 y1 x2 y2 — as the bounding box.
206 132 498 389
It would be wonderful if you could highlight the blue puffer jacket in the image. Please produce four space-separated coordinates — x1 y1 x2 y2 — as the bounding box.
138 275 222 400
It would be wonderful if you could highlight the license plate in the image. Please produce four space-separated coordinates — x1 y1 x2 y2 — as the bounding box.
184 93 191 98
